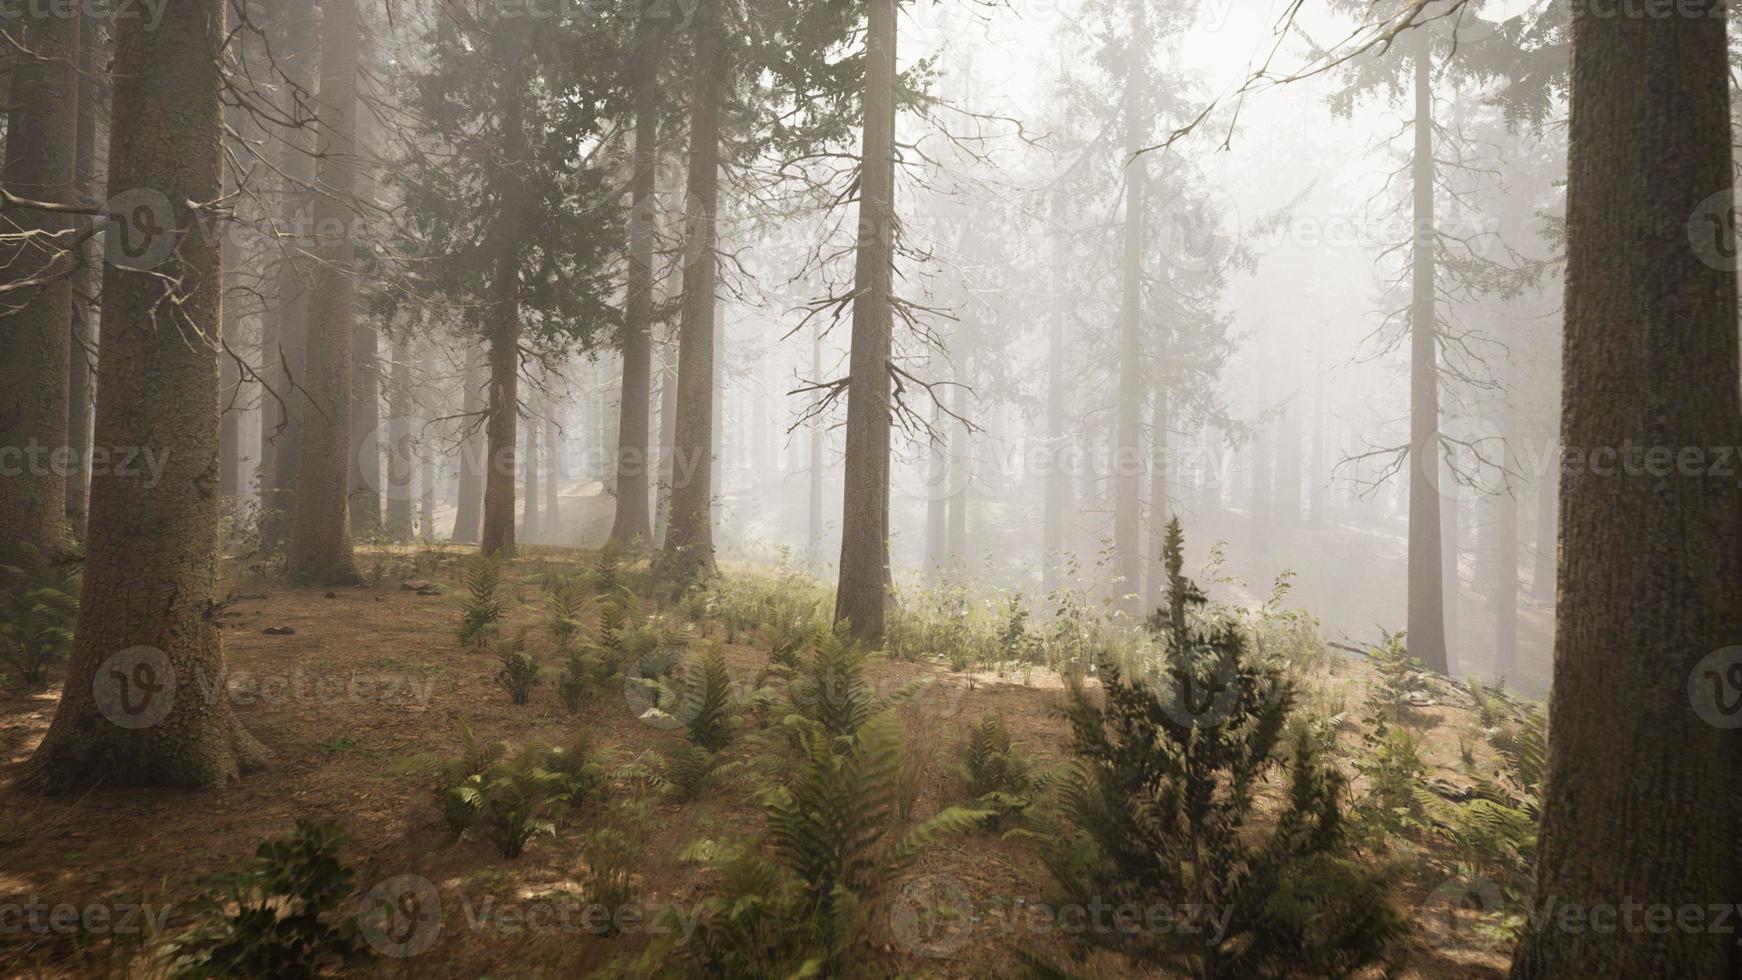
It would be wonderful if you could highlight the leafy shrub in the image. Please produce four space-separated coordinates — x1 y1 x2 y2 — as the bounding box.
783 627 879 739
432 724 506 838
0 544 80 688
1025 520 1404 978
457 553 503 647
494 636 541 705
954 714 1038 830
592 540 626 598
558 650 607 713
159 821 366 979
1363 627 1434 722
674 647 737 751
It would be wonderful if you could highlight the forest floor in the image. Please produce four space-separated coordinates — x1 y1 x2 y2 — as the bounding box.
0 544 1512 978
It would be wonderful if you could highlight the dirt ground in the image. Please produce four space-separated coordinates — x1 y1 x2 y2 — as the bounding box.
0 545 1511 978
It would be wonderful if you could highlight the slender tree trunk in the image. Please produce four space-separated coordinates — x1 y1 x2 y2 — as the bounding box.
522 411 541 543
65 17 103 541
808 325 825 570
1250 422 1272 551
946 333 969 576
452 343 486 544
924 365 948 582
655 335 679 547
349 322 381 534
1442 466 1459 674
1531 458 1556 601
418 348 436 540
262 0 318 548
1308 365 1327 527
609 18 661 546
1510 4 1741 975
1112 12 1146 608
479 22 532 560
544 399 561 539
1492 403 1518 679
285 0 363 585
385 337 413 542
833 0 898 640
1146 387 1169 611
25 0 270 791
1043 196 1070 594
1407 32 1448 673
219 97 244 502
1277 388 1302 526
657 0 728 583
0 9 80 564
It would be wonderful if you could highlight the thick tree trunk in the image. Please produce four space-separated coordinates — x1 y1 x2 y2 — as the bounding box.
452 343 486 544
349 322 381 534
657 0 728 584
24 0 270 791
609 20 660 546
833 0 898 640
0 10 80 564
285 0 363 585
479 22 532 560
1509 4 1741 976
385 338 413 542
65 17 103 542
1406 34 1448 674
261 0 319 549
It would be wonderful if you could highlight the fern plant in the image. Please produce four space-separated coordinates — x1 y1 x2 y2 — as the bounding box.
674 647 737 751
158 821 366 979
663 746 718 802
0 544 80 688
954 714 1038 831
545 575 588 652
452 746 574 858
1025 519 1405 979
494 636 541 705
432 723 507 838
457 552 503 648
782 626 878 739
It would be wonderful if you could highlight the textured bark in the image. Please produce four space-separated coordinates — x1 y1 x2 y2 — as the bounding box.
1509 3 1741 976
384 338 413 542
261 0 319 546
65 17 103 541
609 20 660 546
451 344 485 543
478 22 532 560
349 322 381 534
285 0 363 585
0 10 80 564
1406 33 1448 674
833 0 898 640
24 0 270 791
656 0 728 584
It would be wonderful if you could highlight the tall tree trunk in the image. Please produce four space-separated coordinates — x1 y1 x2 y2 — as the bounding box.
945 332 969 576
1112 10 1146 608
418 348 436 540
924 358 948 582
609 19 661 546
285 0 363 585
1441 466 1459 674
262 0 319 549
1406 31 1448 673
65 17 103 541
544 399 562 539
808 325 825 570
522 411 541 543
1509 4 1741 975
657 0 728 583
1043 196 1071 594
25 0 269 790
385 337 413 542
1492 403 1518 679
655 335 679 547
0 9 80 564
479 21 532 560
1530 458 1556 600
452 343 486 544
1146 387 1169 611
349 322 381 534
833 0 898 640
